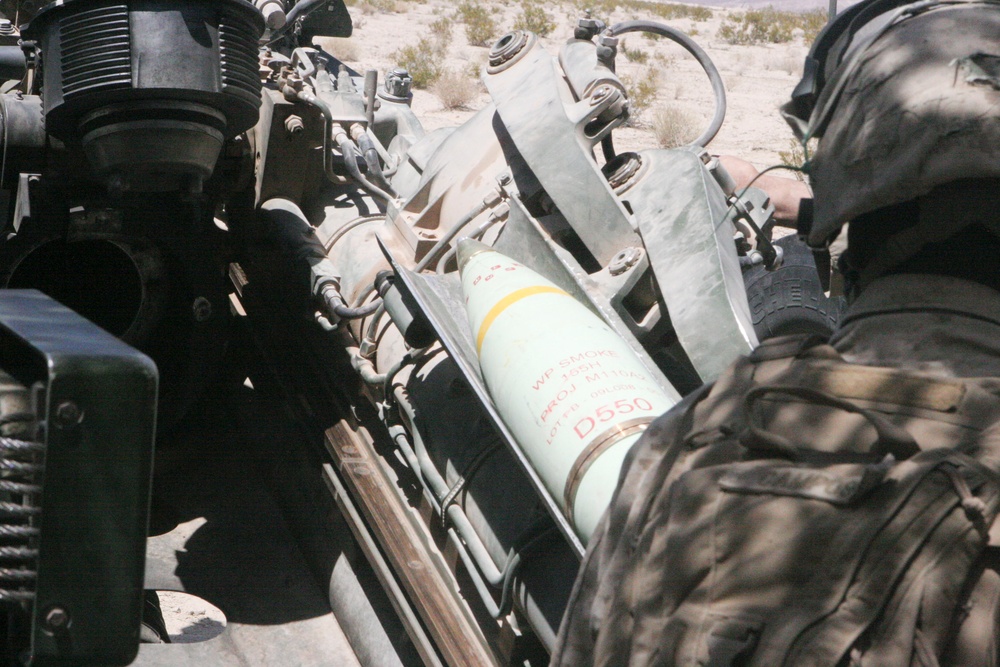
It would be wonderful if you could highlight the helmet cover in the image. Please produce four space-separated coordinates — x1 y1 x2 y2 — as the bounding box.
801 2 1000 247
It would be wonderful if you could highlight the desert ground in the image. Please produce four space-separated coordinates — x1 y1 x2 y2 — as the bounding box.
321 0 824 176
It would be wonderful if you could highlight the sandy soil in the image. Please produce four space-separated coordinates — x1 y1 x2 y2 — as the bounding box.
323 0 815 172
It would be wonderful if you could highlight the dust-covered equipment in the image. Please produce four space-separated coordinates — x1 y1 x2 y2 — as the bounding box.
230 9 840 664
0 0 843 664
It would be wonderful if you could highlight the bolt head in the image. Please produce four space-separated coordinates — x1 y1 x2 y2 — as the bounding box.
609 247 643 276
284 115 305 134
44 607 69 631
192 297 213 323
54 401 82 427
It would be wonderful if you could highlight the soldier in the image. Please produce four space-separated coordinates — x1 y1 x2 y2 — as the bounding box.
552 0 1000 665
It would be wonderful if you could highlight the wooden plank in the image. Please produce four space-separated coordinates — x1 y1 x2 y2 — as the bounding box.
323 463 443 667
325 420 499 667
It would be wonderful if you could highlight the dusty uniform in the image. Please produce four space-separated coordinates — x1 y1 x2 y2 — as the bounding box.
552 274 1000 666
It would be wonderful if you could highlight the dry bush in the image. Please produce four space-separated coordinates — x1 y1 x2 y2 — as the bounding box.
760 47 804 76
780 50 804 76
718 6 828 45
654 50 676 67
513 1 555 36
622 67 659 126
430 15 453 40
393 38 444 88
606 0 713 21
652 106 699 148
728 56 748 77
433 69 478 109
777 138 816 180
799 8 827 43
621 39 648 64
466 58 484 80
361 0 402 12
718 7 793 45
458 1 498 47
587 0 618 17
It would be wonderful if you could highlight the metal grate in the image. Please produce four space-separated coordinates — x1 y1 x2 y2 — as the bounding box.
59 2 132 98
0 435 43 604
219 9 261 101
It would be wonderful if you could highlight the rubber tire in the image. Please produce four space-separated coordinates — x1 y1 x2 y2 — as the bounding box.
743 234 842 340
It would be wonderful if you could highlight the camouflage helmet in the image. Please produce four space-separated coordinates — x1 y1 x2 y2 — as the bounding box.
783 0 1000 250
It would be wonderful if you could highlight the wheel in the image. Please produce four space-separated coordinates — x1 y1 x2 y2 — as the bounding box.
743 235 843 340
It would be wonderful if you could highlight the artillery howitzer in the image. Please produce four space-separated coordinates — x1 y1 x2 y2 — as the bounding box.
0 1 837 664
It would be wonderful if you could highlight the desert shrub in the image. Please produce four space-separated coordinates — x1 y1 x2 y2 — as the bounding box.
458 1 497 47
364 0 402 12
799 8 827 43
466 58 484 80
652 106 698 148
613 0 713 21
430 16 453 41
718 7 795 45
622 67 659 126
621 39 648 64
689 6 713 21
777 138 817 180
719 6 828 45
773 50 804 76
513 1 555 36
586 0 618 17
394 38 444 88
433 69 478 109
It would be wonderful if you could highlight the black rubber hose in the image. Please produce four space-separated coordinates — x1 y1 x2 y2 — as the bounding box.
335 132 396 203
320 283 382 320
261 198 383 321
356 131 397 197
607 20 727 147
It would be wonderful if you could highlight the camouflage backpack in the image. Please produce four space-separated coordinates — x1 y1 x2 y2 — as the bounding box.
554 334 1000 667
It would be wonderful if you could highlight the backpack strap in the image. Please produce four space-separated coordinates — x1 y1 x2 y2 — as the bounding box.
740 385 920 461
684 334 828 450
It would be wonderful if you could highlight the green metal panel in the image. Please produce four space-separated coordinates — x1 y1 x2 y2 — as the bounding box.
0 290 157 667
